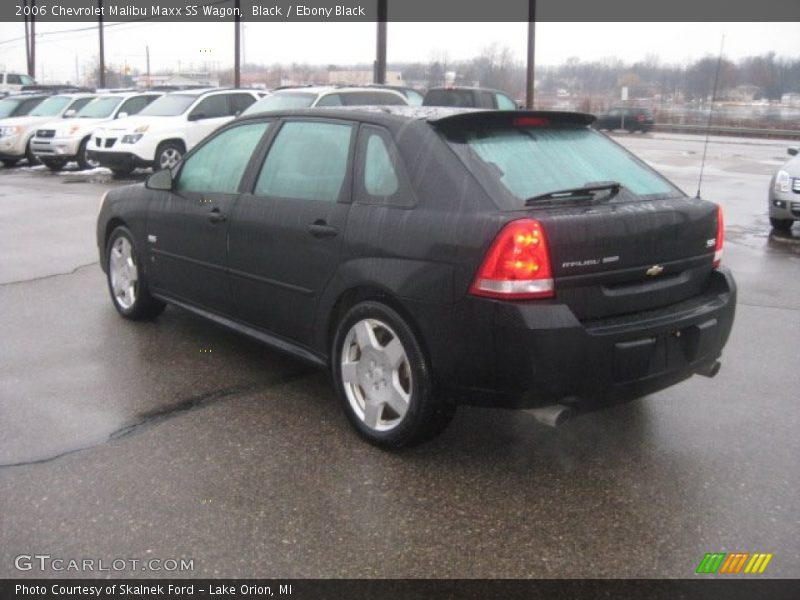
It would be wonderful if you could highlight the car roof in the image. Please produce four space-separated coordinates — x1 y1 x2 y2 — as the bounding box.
238 106 595 129
426 86 510 94
162 88 253 97
271 86 405 96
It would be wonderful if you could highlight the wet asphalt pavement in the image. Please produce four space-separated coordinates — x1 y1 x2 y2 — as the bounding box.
0 134 798 578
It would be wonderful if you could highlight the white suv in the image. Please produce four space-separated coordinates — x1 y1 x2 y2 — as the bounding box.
31 91 162 171
0 93 96 167
0 72 36 95
88 88 259 176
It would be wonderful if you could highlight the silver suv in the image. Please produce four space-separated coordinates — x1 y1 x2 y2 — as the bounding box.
769 146 800 232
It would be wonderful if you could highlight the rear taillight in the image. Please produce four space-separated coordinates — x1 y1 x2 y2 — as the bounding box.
713 204 724 268
513 116 549 127
470 219 554 299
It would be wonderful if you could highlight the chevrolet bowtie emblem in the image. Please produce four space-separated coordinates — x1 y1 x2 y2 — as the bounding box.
646 265 664 276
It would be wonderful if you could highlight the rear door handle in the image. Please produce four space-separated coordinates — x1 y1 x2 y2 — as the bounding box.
307 220 338 238
208 208 226 223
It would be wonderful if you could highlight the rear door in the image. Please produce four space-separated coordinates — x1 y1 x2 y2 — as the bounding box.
185 94 232 148
228 118 355 345
147 121 270 315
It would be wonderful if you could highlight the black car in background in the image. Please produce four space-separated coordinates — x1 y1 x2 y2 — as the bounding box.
594 106 655 132
97 107 735 448
423 86 519 109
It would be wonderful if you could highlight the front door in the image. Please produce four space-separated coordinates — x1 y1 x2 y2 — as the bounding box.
228 118 355 345
147 121 270 316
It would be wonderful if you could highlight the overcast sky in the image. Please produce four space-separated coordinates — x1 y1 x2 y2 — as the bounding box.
1 22 799 82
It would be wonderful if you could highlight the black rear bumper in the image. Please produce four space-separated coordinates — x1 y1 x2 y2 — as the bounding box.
420 268 736 409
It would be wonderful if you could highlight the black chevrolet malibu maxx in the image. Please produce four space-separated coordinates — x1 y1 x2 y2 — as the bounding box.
97 107 736 448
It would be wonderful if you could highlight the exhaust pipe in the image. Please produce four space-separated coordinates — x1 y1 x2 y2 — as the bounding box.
525 404 574 428
696 360 721 378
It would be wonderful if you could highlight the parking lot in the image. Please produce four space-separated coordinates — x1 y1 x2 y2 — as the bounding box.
0 132 798 578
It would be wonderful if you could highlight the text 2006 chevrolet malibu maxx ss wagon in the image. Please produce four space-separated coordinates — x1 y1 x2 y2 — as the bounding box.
97 107 736 448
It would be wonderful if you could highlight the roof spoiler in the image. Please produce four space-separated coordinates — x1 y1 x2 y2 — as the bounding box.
429 110 596 128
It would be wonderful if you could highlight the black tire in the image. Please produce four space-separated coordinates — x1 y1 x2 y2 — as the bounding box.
25 138 40 166
110 166 135 179
770 217 794 232
1 159 18 168
43 158 66 172
105 226 165 320
155 141 184 171
332 300 455 449
76 137 97 170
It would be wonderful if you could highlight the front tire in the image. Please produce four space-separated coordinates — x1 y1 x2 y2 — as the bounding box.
110 166 135 178
155 141 184 170
106 226 165 320
25 139 40 166
770 217 794 232
43 158 66 172
77 138 99 170
332 301 455 449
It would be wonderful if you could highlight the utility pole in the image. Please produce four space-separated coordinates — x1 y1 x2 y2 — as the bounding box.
75 55 79 85
30 1 36 79
23 1 31 76
234 0 241 87
145 45 151 89
525 0 536 109
98 0 106 87
375 0 387 84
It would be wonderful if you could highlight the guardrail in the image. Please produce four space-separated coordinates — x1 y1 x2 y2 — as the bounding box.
652 123 800 140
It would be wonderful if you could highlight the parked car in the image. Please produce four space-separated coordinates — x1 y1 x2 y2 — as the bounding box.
423 86 518 109
87 88 259 177
242 86 408 115
594 107 655 133
365 84 424 106
768 146 800 232
0 72 36 94
0 93 96 167
96 107 736 448
32 91 162 171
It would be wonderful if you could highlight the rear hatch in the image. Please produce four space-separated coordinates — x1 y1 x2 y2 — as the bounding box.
436 111 720 320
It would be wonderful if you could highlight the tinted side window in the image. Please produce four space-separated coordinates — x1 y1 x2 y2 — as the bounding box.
67 97 94 113
255 120 353 203
229 93 256 115
495 93 517 110
16 97 44 116
478 91 496 109
7 75 21 85
190 95 228 119
316 94 343 107
118 96 149 116
176 122 269 194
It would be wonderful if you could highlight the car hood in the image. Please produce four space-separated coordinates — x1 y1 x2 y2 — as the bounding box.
0 115 54 129
97 115 178 134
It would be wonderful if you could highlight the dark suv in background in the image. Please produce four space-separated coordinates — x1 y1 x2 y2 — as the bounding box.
97 107 735 448
594 107 655 133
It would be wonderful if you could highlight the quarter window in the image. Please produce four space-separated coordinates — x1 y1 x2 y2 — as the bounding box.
229 93 256 115
363 133 399 196
255 121 352 202
176 122 269 194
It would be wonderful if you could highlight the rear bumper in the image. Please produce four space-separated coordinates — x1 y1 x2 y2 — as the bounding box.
87 150 152 171
425 268 736 409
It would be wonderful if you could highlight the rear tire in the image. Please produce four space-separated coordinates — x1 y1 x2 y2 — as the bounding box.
105 225 165 320
770 217 794 232
332 301 454 449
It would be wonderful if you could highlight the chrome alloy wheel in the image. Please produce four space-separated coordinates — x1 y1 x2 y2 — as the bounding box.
159 147 181 169
109 236 139 310
341 318 413 432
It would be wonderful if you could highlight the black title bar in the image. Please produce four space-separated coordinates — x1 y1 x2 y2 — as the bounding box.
3 0 800 22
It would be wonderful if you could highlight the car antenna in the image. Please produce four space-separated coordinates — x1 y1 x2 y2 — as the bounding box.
696 34 725 199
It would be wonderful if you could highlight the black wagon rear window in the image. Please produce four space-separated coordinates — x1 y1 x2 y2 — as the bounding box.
444 125 681 208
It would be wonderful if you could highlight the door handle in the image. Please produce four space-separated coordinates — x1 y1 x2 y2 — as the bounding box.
208 208 226 223
307 220 338 238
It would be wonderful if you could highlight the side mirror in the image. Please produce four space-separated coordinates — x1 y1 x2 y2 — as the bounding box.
788 147 799 157
64 109 76 118
188 112 205 121
117 112 128 119
146 168 173 191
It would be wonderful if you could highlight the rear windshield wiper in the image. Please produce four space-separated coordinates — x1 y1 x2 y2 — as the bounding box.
524 181 622 205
